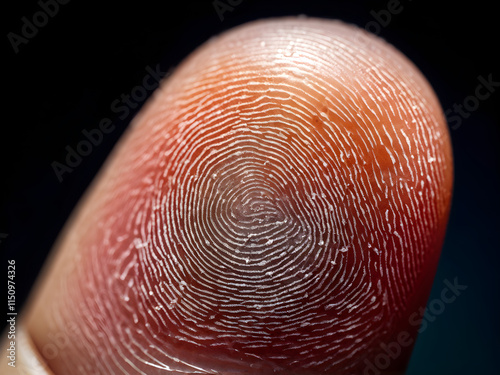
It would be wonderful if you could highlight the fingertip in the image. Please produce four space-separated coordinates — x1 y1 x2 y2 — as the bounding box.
21 16 452 374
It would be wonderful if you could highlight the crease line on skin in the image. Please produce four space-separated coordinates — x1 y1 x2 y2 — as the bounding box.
5 324 55 375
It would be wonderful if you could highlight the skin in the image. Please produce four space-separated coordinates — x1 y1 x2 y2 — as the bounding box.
2 17 452 375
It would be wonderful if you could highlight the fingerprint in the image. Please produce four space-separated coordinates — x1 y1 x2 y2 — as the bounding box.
36 18 452 375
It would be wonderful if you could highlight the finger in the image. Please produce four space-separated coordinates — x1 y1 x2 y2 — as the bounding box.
1 326 54 375
13 17 452 374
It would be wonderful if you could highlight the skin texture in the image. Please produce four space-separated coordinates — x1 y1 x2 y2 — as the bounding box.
7 17 452 374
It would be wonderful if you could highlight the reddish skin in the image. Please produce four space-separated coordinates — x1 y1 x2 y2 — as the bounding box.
22 18 452 375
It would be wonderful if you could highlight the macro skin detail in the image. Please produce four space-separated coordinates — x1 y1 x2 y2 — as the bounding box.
23 18 452 374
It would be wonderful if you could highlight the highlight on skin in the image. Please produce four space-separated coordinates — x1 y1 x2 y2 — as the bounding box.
4 17 452 374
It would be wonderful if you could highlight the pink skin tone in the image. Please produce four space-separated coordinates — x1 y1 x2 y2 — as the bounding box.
3 17 452 375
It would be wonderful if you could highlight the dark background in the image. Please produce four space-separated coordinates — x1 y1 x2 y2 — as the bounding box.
2 1 499 374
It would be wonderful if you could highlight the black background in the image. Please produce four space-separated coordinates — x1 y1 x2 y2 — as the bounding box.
2 1 499 374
